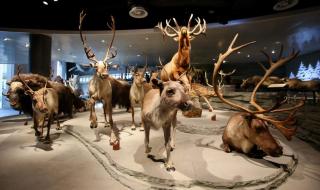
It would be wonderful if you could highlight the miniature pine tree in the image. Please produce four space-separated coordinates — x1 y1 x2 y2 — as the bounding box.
296 62 307 80
289 72 295 79
305 64 314 80
312 60 320 79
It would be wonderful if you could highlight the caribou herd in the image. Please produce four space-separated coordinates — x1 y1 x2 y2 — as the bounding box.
3 13 312 172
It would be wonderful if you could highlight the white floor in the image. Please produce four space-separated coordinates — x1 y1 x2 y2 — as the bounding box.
0 108 319 190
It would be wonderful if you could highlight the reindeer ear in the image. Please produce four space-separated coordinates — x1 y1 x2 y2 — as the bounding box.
6 80 11 85
152 79 164 91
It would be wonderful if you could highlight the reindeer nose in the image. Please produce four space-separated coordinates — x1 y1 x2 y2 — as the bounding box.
101 73 109 78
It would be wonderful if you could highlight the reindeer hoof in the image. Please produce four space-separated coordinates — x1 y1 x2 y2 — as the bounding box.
223 144 232 153
24 121 28 125
145 147 152 153
139 128 144 131
35 131 41 137
112 140 120 150
165 164 175 172
90 122 98 129
105 123 111 128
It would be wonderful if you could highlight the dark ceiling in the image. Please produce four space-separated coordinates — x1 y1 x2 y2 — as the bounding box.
1 0 320 31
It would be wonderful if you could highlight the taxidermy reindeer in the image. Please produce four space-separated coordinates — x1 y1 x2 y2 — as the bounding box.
212 34 304 157
217 69 236 92
142 79 193 171
79 11 119 147
156 14 206 90
130 64 147 131
18 70 60 143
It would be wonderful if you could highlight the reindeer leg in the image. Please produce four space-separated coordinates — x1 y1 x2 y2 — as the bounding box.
131 101 136 130
89 99 98 128
103 102 109 127
55 114 61 130
33 111 41 137
44 115 52 144
170 111 177 150
144 120 151 153
139 102 144 131
163 125 174 171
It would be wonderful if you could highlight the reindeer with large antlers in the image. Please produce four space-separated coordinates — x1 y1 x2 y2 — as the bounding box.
213 34 304 157
79 10 119 147
156 14 206 90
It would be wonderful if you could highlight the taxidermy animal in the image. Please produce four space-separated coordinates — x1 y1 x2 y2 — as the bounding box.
156 14 206 90
212 34 304 157
4 71 75 127
79 10 119 148
142 79 193 171
241 75 284 89
130 64 147 131
18 71 60 143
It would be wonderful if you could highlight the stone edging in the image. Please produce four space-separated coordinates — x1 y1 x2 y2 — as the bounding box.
65 126 298 190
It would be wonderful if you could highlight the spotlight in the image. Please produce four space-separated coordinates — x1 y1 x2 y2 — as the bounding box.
129 6 148 19
43 1 48 5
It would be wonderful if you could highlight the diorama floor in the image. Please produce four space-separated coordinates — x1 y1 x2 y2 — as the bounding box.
0 108 319 190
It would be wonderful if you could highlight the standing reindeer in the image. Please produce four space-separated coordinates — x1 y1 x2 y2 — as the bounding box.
142 79 193 171
18 71 60 143
130 64 147 131
79 11 119 147
212 34 304 157
156 14 206 90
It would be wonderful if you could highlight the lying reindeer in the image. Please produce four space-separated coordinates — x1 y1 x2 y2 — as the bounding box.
142 79 193 171
18 72 60 143
130 65 147 131
212 34 304 157
79 11 119 148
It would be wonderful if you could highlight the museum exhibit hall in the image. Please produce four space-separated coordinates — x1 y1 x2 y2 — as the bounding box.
1 0 320 189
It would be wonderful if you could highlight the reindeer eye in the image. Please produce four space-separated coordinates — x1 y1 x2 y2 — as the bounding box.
166 88 175 96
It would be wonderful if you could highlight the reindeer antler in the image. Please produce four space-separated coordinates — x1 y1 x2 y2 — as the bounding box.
79 10 99 65
187 14 206 36
103 15 117 62
212 34 304 140
16 65 34 94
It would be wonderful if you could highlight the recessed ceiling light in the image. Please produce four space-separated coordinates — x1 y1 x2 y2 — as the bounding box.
247 54 250 58
53 0 58 2
237 51 241 54
3 37 11 41
57 48 61 51
271 50 276 54
43 1 48 5
101 39 105 43
25 43 30 48
137 54 141 57
145 37 149 40
129 6 148 19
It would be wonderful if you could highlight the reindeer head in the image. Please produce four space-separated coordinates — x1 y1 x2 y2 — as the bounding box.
132 64 147 87
16 70 50 114
79 10 117 79
212 34 304 156
152 79 193 111
156 14 206 45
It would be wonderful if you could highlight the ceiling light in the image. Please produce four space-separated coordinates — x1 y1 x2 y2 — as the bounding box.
237 51 241 54
272 50 276 54
247 54 250 58
43 1 48 5
275 41 281 44
145 37 149 40
137 54 141 57
273 0 299 11
57 48 61 51
53 0 58 2
25 43 30 48
129 6 148 19
101 39 105 43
